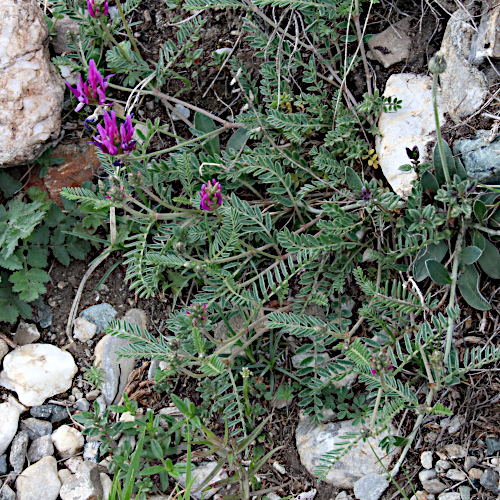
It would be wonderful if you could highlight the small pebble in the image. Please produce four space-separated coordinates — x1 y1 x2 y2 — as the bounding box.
437 493 460 500
57 281 68 289
58 468 72 484
479 468 499 494
464 456 478 472
439 444 466 459
0 454 7 475
458 485 471 500
421 479 446 494
272 461 286 474
445 469 466 481
435 460 451 473
75 398 90 412
468 468 482 480
86 389 100 401
419 469 437 482
83 441 100 463
421 451 434 469
73 317 97 342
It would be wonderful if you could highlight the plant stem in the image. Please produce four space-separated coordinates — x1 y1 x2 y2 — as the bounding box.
369 387 383 432
353 0 372 95
432 73 451 185
98 18 134 64
115 0 141 55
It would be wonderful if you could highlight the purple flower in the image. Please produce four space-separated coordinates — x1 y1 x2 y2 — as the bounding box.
200 179 222 211
66 59 113 112
87 0 108 17
186 303 208 326
90 110 136 156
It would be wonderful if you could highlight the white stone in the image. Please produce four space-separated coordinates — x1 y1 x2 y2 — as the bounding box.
0 0 64 166
59 461 103 500
439 11 488 122
52 425 84 458
172 103 191 120
0 339 9 362
421 451 434 469
100 473 113 500
16 456 61 500
296 413 399 488
437 494 460 500
0 344 77 406
178 461 228 499
435 460 451 473
445 469 466 481
73 317 97 342
295 489 317 500
375 74 444 197
0 402 19 455
58 469 73 485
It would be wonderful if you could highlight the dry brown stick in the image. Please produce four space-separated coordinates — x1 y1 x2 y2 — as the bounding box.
0 333 17 349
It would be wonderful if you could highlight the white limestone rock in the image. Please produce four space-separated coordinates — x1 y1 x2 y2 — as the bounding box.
0 402 20 456
0 344 77 406
0 0 64 166
52 425 84 458
376 73 444 197
439 10 488 122
16 456 61 500
73 317 97 342
59 461 104 500
296 412 399 488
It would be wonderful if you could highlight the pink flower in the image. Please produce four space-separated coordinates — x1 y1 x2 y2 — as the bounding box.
66 59 113 112
186 303 208 326
200 179 222 211
87 0 108 17
90 110 136 156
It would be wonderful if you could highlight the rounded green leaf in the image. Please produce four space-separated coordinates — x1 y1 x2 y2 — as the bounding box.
461 245 482 265
421 171 439 193
414 242 448 281
457 264 491 311
345 167 363 191
478 237 500 279
426 259 452 285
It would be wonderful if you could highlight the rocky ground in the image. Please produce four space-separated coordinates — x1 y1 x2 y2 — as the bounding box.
2 0 500 499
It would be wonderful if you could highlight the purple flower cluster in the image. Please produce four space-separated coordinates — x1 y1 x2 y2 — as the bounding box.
66 59 113 112
87 0 108 17
186 303 208 326
370 353 393 376
90 110 136 156
200 179 222 211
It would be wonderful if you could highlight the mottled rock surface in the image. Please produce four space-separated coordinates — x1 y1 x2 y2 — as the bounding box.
0 0 64 166
367 18 412 68
16 456 60 500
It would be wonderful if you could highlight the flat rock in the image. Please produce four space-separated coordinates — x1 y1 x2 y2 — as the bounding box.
59 461 104 500
16 456 61 500
435 460 451 473
421 479 446 494
296 413 399 488
464 456 478 471
419 469 437 482
353 473 389 500
0 0 64 167
367 18 412 68
178 461 228 500
375 73 444 197
480 468 499 494
445 469 466 481
52 425 84 458
0 402 19 456
9 430 29 473
439 444 466 459
0 344 77 406
73 318 97 342
21 418 52 440
454 130 500 184
79 303 117 334
439 10 488 122
27 435 54 463
12 322 40 346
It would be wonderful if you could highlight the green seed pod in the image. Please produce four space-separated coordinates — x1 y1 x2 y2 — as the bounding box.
429 53 447 75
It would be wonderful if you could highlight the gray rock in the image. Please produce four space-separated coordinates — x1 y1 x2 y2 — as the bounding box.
439 444 466 459
0 344 77 406
296 412 399 488
13 322 40 346
421 479 447 494
0 340 9 363
421 451 434 469
439 10 488 122
172 103 191 121
435 460 451 473
336 493 349 500
75 399 90 412
79 303 117 334
27 435 54 463
446 469 466 481
83 441 100 463
458 485 471 500
16 456 60 500
485 437 500 456
29 403 69 422
21 418 52 440
0 0 64 167
454 131 500 184
0 455 6 475
0 403 19 456
51 15 79 55
438 494 460 500
59 461 104 500
446 415 464 435
419 469 437 482
177 461 228 500
463 456 478 471
0 484 15 500
480 468 499 494
9 430 29 473
85 390 100 402
30 405 52 419
367 18 412 68
353 473 389 500
37 304 53 329
469 1 500 64
50 404 69 423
